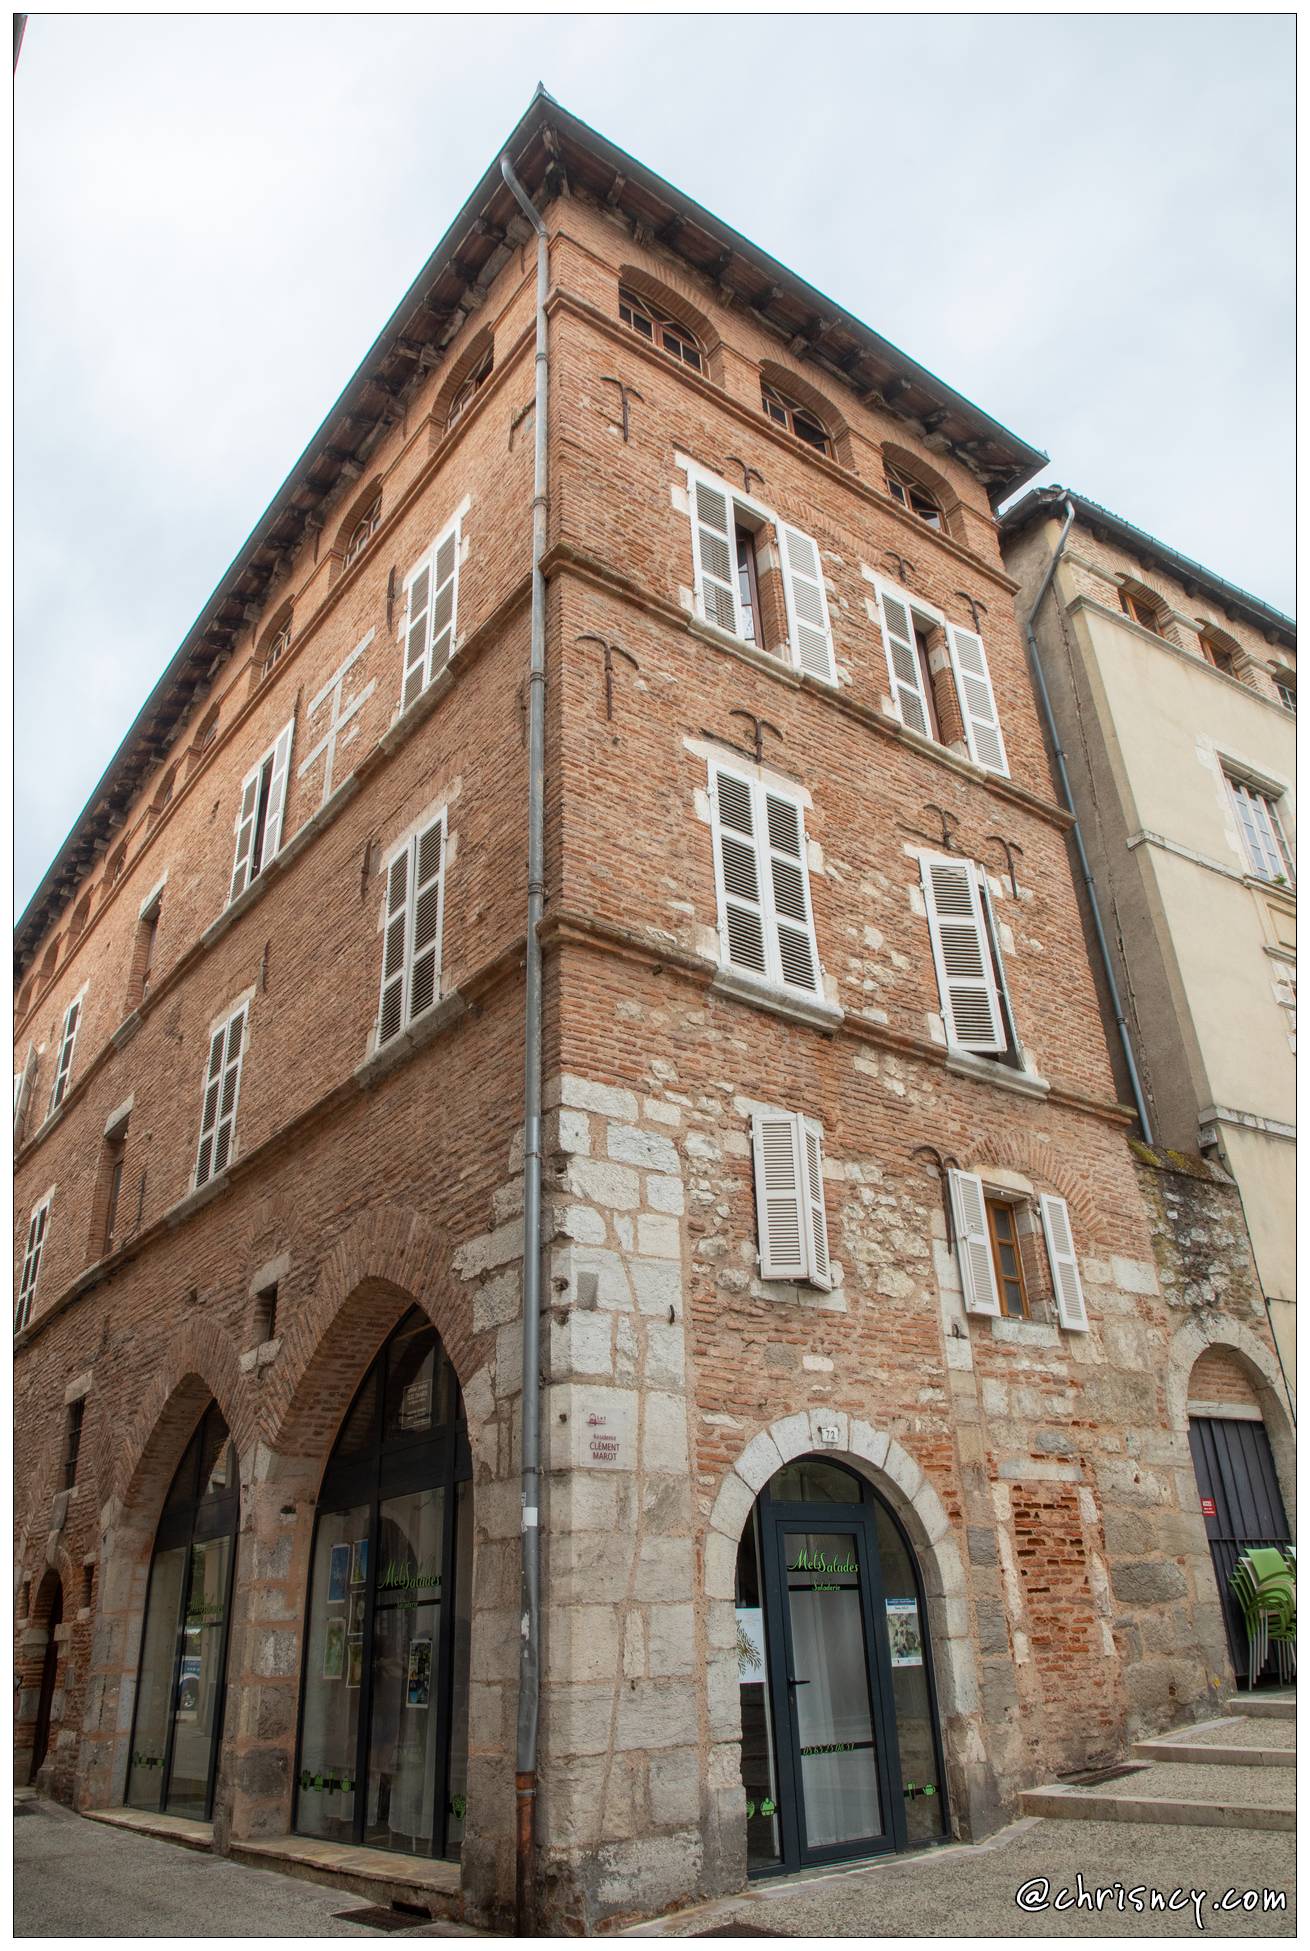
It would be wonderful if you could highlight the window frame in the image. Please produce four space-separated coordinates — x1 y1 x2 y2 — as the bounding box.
16 1194 51 1334
49 994 84 1114
376 813 449 1050
1225 773 1295 885
398 514 463 711
760 380 831 457
194 1001 250 1190
229 720 294 906
708 762 822 998
750 1109 831 1289
343 496 382 570
445 347 493 430
684 462 836 683
985 1198 1029 1320
62 1397 86 1491
618 286 703 371
920 852 1014 1058
884 460 943 529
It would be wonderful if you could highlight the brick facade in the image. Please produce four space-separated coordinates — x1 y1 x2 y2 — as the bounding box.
14 98 1295 1933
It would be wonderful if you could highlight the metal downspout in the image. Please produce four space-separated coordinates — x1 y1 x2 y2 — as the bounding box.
500 151 548 1937
1021 497 1156 1147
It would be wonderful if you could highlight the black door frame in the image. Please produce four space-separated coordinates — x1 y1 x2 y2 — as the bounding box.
751 1463 948 1876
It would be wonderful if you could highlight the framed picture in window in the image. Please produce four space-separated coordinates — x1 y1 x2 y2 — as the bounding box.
350 1537 369 1589
322 1616 346 1681
406 1636 432 1709
327 1543 350 1605
346 1635 364 1688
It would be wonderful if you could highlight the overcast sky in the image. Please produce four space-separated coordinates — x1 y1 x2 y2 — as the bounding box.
13 11 1295 914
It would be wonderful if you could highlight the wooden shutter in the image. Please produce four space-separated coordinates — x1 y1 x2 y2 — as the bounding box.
764 791 819 992
1039 1193 1089 1332
947 1170 1000 1316
195 1023 226 1186
876 585 932 736
428 526 460 678
260 720 295 863
751 1112 808 1281
13 1044 37 1139
230 762 262 903
922 856 1006 1053
712 770 769 978
401 555 433 710
378 845 411 1046
801 1117 831 1288
780 525 836 682
690 480 739 635
211 1007 247 1176
16 1200 49 1332
50 1000 81 1111
407 820 445 1022
947 624 1008 776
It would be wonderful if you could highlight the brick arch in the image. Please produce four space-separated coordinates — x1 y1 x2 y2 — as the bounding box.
759 355 851 455
880 441 958 524
1165 1315 1295 1527
265 1204 475 1466
616 262 721 368
959 1128 1097 1240
112 1315 253 1518
432 324 495 432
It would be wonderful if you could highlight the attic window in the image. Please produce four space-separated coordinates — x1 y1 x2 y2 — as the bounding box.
343 497 381 570
262 622 291 677
1198 626 1241 677
885 462 942 530
761 381 830 456
1119 583 1167 635
1274 677 1296 715
447 347 493 430
618 287 703 371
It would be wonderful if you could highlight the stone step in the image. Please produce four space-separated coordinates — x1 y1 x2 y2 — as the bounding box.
1021 1782 1294 1832
1132 1738 1295 1768
229 1833 463 1925
1226 1695 1296 1721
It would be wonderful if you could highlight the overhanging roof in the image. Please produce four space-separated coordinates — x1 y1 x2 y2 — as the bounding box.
1001 485 1296 654
17 86 1047 971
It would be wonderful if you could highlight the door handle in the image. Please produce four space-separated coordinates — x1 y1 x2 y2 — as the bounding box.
787 1676 810 1687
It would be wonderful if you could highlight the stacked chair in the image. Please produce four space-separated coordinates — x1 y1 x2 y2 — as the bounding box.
1229 1545 1296 1687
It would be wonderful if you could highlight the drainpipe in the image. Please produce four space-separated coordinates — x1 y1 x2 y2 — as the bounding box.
1021 496 1155 1148
499 150 547 1940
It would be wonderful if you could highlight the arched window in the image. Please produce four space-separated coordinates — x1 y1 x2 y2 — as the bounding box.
40 935 61 983
761 380 830 456
343 497 382 570
1197 624 1241 677
68 893 91 942
1119 581 1168 635
295 1308 472 1861
126 1403 238 1820
446 345 493 431
618 286 703 371
104 844 127 900
884 461 943 530
149 762 178 822
17 978 33 1019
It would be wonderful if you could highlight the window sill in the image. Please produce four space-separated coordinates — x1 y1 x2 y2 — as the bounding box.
944 1048 1051 1099
710 964 845 1033
685 613 805 687
986 1313 1062 1347
355 989 468 1090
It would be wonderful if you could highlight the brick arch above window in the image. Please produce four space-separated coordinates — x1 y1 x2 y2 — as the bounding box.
880 443 958 536
1117 575 1173 641
334 477 384 574
68 891 91 941
39 932 62 982
616 264 719 377
432 326 495 436
758 359 850 465
1195 621 1244 677
253 602 294 689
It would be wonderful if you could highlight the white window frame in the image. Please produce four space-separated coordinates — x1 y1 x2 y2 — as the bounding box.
397 510 464 711
751 1109 831 1288
229 719 295 905
683 460 836 684
376 812 448 1049
708 762 822 996
194 1000 250 1189
947 1169 1001 1317
16 1193 52 1334
920 853 1012 1056
871 574 942 738
49 991 85 1114
1225 772 1295 885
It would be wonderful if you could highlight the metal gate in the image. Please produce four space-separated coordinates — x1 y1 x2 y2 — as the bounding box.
1187 1416 1291 1685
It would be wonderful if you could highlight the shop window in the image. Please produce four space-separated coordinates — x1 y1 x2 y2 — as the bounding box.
761 379 831 456
126 1403 238 1820
884 461 943 529
1226 774 1295 886
294 1308 472 1861
618 285 703 370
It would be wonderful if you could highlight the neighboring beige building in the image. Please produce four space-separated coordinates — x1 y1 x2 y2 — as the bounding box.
1002 488 1296 1398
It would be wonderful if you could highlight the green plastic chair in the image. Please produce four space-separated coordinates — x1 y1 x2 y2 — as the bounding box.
1230 1549 1296 1686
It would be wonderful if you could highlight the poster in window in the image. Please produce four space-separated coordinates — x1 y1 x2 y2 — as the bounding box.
346 1634 364 1689
406 1635 432 1708
350 1537 369 1589
349 1590 367 1635
327 1543 350 1605
322 1616 346 1681
735 1606 767 1684
885 1596 923 1667
399 1374 432 1431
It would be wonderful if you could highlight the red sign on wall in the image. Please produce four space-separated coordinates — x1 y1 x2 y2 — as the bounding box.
1200 1497 1217 1517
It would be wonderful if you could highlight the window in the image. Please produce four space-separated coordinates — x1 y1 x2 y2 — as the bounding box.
253 1282 279 1345
750 1109 831 1288
985 1200 1028 1319
62 1398 85 1491
105 845 127 894
262 621 291 676
446 347 492 429
618 286 703 371
1119 583 1166 634
13 1044 37 1143
229 721 294 904
710 767 821 995
920 854 1016 1058
1227 775 1294 885
16 1196 51 1334
195 1003 248 1188
399 519 461 710
761 381 830 456
1198 627 1239 677
378 817 447 1046
687 468 836 682
150 763 178 823
947 1172 1088 1331
131 897 162 1007
96 1120 129 1257
190 707 220 765
343 497 381 570
50 996 83 1113
884 462 942 529
874 579 1008 775
1274 677 1296 715
69 893 90 942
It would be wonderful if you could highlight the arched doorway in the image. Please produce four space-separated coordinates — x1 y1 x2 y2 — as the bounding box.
293 1307 472 1859
125 1402 238 1818
735 1455 947 1875
28 1580 64 1785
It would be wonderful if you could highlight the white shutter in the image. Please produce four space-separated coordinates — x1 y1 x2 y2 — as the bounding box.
195 1024 225 1186
922 856 1007 1053
229 762 262 903
428 525 460 678
401 556 433 710
15 1198 50 1333
260 719 295 864
407 820 445 1022
1039 1193 1089 1332
712 770 769 978
947 624 1008 776
50 999 81 1112
763 791 819 992
690 479 740 636
751 1112 808 1281
195 1006 247 1187
876 584 932 736
780 525 836 682
378 845 411 1046
977 874 1019 1055
801 1117 831 1288
947 1170 1000 1317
